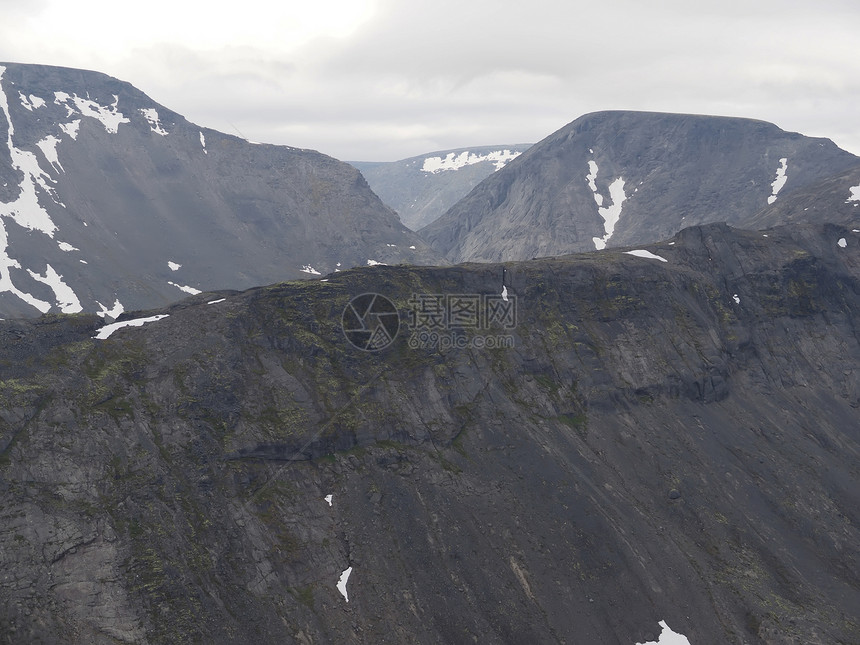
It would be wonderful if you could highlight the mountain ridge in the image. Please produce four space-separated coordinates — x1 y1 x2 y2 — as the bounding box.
1 221 858 644
419 110 860 263
0 62 441 319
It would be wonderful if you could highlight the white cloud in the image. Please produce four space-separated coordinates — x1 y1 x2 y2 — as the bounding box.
1 0 858 161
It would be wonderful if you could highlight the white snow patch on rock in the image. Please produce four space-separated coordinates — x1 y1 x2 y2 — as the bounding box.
19 92 45 110
586 160 601 203
140 108 168 136
838 237 847 248
847 185 860 203
409 245 416 250
199 131 207 153
366 259 386 266
624 249 668 262
207 298 226 305
0 66 61 247
94 314 169 339
59 120 81 140
324 494 333 506
635 619 691 645
767 157 788 205
54 91 129 134
501 285 509 302
168 281 202 295
57 241 78 252
422 149 521 173
97 299 124 319
27 264 81 313
301 264 321 275
168 261 181 271
337 567 353 602
733 294 740 304
592 177 627 250
36 136 64 173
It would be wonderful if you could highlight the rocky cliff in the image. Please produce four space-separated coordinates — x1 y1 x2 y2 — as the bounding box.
0 223 858 644
419 111 860 263
0 62 439 319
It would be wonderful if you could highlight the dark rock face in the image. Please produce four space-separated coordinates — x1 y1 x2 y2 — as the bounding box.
0 62 440 319
1 223 858 644
351 144 531 230
419 110 860 263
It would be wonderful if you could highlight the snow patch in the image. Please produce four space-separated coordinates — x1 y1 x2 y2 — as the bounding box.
324 494 333 506
847 184 860 203
635 620 691 645
58 241 78 252
36 136 64 173
624 249 668 262
168 261 181 271
409 245 416 250
733 294 740 304
593 177 627 250
301 264 321 275
54 91 129 134
96 299 124 319
586 160 601 203
0 67 61 237
501 285 508 302
168 281 202 295
94 314 169 340
837 237 847 248
139 108 168 136
337 567 353 602
27 265 81 313
422 149 521 173
19 92 45 110
366 259 386 266
59 120 81 140
767 157 788 205
207 298 226 305
199 131 207 153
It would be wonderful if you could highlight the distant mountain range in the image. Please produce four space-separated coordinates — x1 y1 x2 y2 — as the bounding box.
351 144 532 230
419 111 860 263
0 62 439 318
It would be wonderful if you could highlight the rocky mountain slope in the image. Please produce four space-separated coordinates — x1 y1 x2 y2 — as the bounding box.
1 222 858 644
746 163 860 230
351 144 531 230
0 62 439 319
419 110 860 263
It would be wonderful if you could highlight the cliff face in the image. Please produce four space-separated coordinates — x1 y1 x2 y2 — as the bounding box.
419 111 860 264
0 62 439 319
1 223 858 644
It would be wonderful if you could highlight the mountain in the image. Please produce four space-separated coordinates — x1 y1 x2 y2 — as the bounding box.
419 110 860 263
1 221 858 644
0 62 440 319
351 144 531 230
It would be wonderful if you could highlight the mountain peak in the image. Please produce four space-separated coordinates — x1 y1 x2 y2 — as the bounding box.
419 110 859 263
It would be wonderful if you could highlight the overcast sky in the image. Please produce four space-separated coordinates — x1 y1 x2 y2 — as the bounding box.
2 0 858 161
